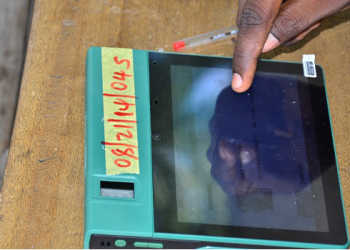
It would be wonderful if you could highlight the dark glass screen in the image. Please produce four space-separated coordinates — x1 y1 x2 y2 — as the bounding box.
149 52 347 245
171 66 327 232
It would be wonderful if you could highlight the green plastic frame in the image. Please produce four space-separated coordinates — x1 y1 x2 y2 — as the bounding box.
84 47 349 249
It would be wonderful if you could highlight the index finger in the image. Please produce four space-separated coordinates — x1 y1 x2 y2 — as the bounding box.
232 0 282 93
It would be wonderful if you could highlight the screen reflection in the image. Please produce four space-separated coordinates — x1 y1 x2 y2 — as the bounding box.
171 66 328 232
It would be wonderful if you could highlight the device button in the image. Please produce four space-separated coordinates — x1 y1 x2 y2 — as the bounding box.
148 243 163 248
115 240 127 247
134 242 148 248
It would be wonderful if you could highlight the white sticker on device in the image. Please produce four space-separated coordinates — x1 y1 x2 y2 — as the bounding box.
302 54 317 78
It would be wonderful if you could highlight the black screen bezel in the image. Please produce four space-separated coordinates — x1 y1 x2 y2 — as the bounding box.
149 52 348 245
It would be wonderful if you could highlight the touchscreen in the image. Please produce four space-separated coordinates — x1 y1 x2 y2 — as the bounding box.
170 65 329 232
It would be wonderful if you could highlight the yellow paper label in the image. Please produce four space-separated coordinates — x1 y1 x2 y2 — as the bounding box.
101 48 140 175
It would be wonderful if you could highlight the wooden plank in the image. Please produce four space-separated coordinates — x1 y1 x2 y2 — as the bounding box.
0 1 30 189
0 0 349 248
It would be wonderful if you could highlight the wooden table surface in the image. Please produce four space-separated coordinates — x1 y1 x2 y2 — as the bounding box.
0 0 349 248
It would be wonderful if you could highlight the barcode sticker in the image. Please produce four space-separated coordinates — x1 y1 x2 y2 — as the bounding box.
302 54 317 78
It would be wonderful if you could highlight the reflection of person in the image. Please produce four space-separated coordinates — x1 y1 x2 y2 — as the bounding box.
231 0 350 93
207 78 309 197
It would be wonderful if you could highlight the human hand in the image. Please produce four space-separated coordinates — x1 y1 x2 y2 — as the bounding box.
231 0 350 93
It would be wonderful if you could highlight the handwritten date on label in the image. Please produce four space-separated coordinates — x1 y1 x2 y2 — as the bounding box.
101 48 140 175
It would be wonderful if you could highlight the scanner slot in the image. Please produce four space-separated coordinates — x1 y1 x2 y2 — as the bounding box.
100 181 134 198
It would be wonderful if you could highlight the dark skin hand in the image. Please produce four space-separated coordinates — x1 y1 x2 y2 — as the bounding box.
231 0 350 93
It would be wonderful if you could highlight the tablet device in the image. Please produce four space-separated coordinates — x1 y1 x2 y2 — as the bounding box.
84 47 349 249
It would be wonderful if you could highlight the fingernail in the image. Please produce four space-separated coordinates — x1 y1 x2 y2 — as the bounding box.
232 73 242 89
262 33 279 52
